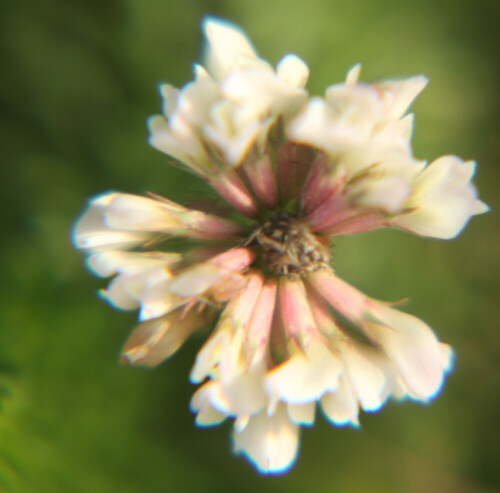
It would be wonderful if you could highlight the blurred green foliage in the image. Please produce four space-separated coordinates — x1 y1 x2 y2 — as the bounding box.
1 0 499 491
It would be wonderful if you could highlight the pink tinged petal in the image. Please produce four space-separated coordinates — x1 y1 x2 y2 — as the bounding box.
322 211 389 236
72 193 150 251
287 402 316 426
278 278 317 341
367 305 448 400
232 404 300 475
121 309 205 367
264 338 342 409
210 171 259 218
245 278 278 365
308 269 370 324
203 17 260 82
276 54 309 88
243 154 278 208
321 374 360 427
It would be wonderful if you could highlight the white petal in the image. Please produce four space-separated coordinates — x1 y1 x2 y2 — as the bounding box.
100 276 139 310
195 403 227 427
138 277 184 321
105 194 175 231
234 415 250 433
203 17 260 81
233 404 299 475
321 375 359 427
169 264 228 297
159 84 180 118
190 331 228 383
190 384 228 427
87 251 178 278
265 339 342 408
355 175 411 213
178 77 221 126
122 311 202 367
222 69 307 123
368 306 447 400
277 54 309 88
392 155 487 239
287 402 316 426
440 343 455 373
378 76 428 121
218 363 268 416
345 64 362 86
72 193 149 251
341 343 392 411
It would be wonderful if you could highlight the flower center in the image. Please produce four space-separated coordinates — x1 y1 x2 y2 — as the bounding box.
250 211 331 278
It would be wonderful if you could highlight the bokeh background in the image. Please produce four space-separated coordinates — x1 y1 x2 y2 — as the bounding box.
1 0 499 491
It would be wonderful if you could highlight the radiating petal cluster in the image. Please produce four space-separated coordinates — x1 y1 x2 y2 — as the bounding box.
73 17 487 474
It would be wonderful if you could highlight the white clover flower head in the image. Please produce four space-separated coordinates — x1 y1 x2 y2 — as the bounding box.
73 17 487 474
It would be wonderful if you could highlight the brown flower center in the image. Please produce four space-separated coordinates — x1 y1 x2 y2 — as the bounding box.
250 211 331 278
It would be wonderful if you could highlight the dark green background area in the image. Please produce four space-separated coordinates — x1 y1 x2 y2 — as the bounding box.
1 0 499 491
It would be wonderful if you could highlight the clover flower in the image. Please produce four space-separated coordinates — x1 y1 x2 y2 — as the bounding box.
73 18 487 474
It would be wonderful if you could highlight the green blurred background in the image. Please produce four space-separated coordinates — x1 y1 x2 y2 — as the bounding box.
1 0 499 491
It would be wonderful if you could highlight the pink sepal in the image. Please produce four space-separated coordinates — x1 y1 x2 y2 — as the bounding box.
308 269 370 324
305 193 350 231
245 278 278 365
210 247 257 272
279 277 317 343
322 212 389 236
277 143 295 202
244 154 278 208
301 154 343 215
210 171 259 218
